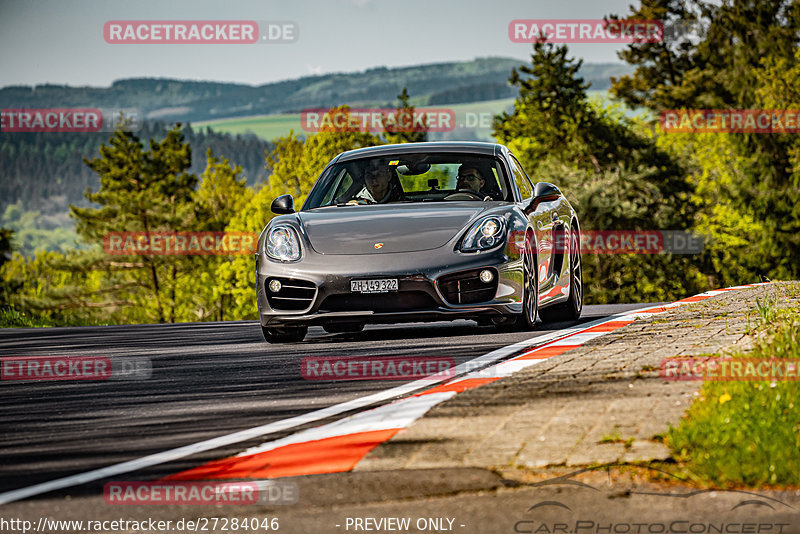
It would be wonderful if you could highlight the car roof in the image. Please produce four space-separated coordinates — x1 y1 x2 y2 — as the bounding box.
333 141 507 163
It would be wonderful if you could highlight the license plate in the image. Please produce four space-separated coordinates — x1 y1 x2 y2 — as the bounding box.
350 279 398 293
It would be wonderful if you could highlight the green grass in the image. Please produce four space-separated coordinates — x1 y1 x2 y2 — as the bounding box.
196 113 303 141
0 307 58 328
600 429 635 449
0 306 110 328
755 294 778 323
666 303 800 487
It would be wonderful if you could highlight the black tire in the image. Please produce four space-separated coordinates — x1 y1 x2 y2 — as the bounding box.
322 323 365 334
521 240 539 328
496 234 538 332
538 228 582 323
261 325 308 343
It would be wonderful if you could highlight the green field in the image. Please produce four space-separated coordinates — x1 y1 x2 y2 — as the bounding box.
194 99 519 142
196 113 303 141
195 92 616 143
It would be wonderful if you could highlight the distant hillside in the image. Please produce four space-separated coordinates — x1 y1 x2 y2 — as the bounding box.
0 58 633 124
0 122 272 256
0 58 634 254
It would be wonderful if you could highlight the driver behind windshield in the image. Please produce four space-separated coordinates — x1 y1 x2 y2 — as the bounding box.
353 162 405 203
456 165 485 194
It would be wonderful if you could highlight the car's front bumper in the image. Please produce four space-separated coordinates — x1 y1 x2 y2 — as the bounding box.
256 246 524 327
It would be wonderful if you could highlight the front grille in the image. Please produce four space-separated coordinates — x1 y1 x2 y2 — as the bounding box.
438 269 498 305
265 277 317 311
319 291 437 313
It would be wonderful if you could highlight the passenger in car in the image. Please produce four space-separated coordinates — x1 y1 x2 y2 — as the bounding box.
354 163 406 203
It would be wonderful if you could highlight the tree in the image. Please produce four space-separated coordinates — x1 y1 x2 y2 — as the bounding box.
187 150 254 321
0 228 12 270
610 0 800 282
68 125 197 323
382 87 428 144
610 0 800 111
493 42 597 170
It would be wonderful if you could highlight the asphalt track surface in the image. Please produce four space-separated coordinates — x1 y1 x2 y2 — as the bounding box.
0 304 649 501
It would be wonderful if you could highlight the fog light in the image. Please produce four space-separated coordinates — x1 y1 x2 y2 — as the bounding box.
479 270 494 283
268 279 282 293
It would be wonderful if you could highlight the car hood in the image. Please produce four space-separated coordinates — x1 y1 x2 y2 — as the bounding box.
298 203 489 254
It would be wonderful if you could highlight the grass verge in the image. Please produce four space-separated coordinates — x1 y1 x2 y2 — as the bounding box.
0 306 58 327
0 306 108 328
666 291 800 487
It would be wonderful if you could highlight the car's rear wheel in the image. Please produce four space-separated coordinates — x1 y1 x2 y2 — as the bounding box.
521 244 539 328
322 323 365 334
261 325 308 343
539 228 582 323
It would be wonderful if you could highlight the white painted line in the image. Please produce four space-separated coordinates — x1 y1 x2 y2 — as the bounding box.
549 331 607 345
481 358 547 377
237 392 457 457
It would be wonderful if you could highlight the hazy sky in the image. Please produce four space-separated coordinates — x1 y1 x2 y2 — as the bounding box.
0 0 638 88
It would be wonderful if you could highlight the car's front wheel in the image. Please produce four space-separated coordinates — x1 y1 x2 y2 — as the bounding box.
261 325 308 343
496 234 538 332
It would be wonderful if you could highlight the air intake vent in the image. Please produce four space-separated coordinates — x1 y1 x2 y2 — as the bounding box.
438 269 498 305
265 278 316 311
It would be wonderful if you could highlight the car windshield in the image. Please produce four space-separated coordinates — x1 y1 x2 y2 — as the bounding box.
303 153 512 209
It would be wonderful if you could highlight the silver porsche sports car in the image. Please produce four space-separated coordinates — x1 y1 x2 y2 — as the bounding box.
256 142 582 342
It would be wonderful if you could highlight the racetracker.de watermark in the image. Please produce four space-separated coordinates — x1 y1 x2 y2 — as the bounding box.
301 356 456 381
104 231 257 256
510 230 704 255
103 480 298 505
1 356 151 381
103 20 297 44
301 108 456 133
659 109 800 133
661 357 800 381
509 19 663 43
0 108 141 133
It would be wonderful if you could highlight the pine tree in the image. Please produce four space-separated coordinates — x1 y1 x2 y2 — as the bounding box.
382 87 428 144
67 125 197 322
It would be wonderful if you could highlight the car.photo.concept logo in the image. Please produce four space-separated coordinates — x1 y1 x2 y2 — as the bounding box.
512 465 796 534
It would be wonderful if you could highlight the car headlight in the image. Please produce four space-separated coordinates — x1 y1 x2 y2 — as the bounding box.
265 225 301 262
459 216 506 252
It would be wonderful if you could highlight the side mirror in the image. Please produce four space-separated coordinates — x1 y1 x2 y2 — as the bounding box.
525 182 561 214
271 194 295 215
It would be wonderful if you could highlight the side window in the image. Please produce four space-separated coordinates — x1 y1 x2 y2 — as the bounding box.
509 156 533 200
320 169 354 205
